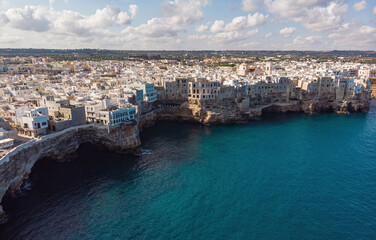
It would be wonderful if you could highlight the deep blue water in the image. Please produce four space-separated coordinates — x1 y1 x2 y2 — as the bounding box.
1 102 376 240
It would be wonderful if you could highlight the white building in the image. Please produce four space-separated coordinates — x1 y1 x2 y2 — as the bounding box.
98 105 137 127
21 107 48 130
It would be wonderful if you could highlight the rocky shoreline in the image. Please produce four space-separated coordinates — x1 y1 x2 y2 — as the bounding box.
0 124 140 222
0 98 371 223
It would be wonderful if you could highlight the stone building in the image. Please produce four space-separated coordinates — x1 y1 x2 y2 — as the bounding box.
188 78 220 101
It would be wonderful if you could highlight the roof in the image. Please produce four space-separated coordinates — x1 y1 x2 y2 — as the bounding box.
0 138 14 144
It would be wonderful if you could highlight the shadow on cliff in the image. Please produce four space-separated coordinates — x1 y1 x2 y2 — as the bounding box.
0 143 140 237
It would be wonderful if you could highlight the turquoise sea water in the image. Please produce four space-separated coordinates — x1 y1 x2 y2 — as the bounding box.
1 102 376 240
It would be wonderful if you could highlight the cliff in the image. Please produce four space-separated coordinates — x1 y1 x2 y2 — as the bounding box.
140 94 370 127
0 124 140 222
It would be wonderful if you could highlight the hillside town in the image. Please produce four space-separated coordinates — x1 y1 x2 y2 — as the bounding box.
0 56 373 153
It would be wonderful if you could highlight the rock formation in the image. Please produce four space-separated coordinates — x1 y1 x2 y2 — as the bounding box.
140 92 370 127
0 124 140 222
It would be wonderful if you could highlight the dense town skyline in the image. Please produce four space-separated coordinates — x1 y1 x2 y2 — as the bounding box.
0 0 375 50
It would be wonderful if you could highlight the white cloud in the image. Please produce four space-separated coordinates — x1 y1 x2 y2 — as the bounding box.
119 0 211 49
195 23 209 32
209 29 258 44
0 4 138 48
328 21 376 50
353 0 366 11
49 0 55 7
161 0 210 25
122 18 184 39
0 34 22 44
2 6 52 32
188 34 207 40
359 25 376 34
2 0 9 7
84 5 138 27
293 35 322 46
210 20 225 33
241 0 263 12
0 13 8 25
265 0 331 19
121 0 209 46
265 0 348 32
283 35 325 50
210 12 268 33
0 5 138 37
279 27 296 37
265 32 272 38
0 5 137 36
373 6 376 14
295 1 348 32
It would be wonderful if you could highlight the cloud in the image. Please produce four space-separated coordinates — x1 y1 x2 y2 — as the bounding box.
279 27 296 37
0 34 22 44
209 29 259 44
293 35 323 46
295 1 348 32
210 20 225 33
265 0 331 19
188 34 207 40
83 5 138 27
0 13 8 25
241 0 263 12
121 0 209 47
0 5 137 38
161 0 210 25
122 18 184 39
265 32 273 38
373 6 376 14
2 6 52 32
283 35 325 50
2 0 9 7
353 0 366 11
210 12 268 33
195 23 209 32
328 21 376 50
265 0 348 32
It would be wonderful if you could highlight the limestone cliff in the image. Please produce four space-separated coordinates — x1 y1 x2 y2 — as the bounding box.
0 124 140 222
140 94 370 127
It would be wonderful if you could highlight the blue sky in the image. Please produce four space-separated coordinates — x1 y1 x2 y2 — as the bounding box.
0 0 375 50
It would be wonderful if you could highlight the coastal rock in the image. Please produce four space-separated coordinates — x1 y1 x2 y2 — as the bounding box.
0 124 140 223
141 92 370 127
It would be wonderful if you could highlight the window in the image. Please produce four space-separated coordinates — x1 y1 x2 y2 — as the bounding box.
42 122 47 126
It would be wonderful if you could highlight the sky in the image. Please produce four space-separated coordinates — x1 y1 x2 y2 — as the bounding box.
0 0 375 50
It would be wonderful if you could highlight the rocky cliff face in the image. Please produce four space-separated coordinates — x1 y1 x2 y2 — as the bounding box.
140 94 370 127
0 124 140 222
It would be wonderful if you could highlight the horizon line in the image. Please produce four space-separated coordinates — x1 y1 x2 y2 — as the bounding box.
0 48 375 52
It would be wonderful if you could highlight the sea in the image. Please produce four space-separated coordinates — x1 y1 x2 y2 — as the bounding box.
1 102 376 240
